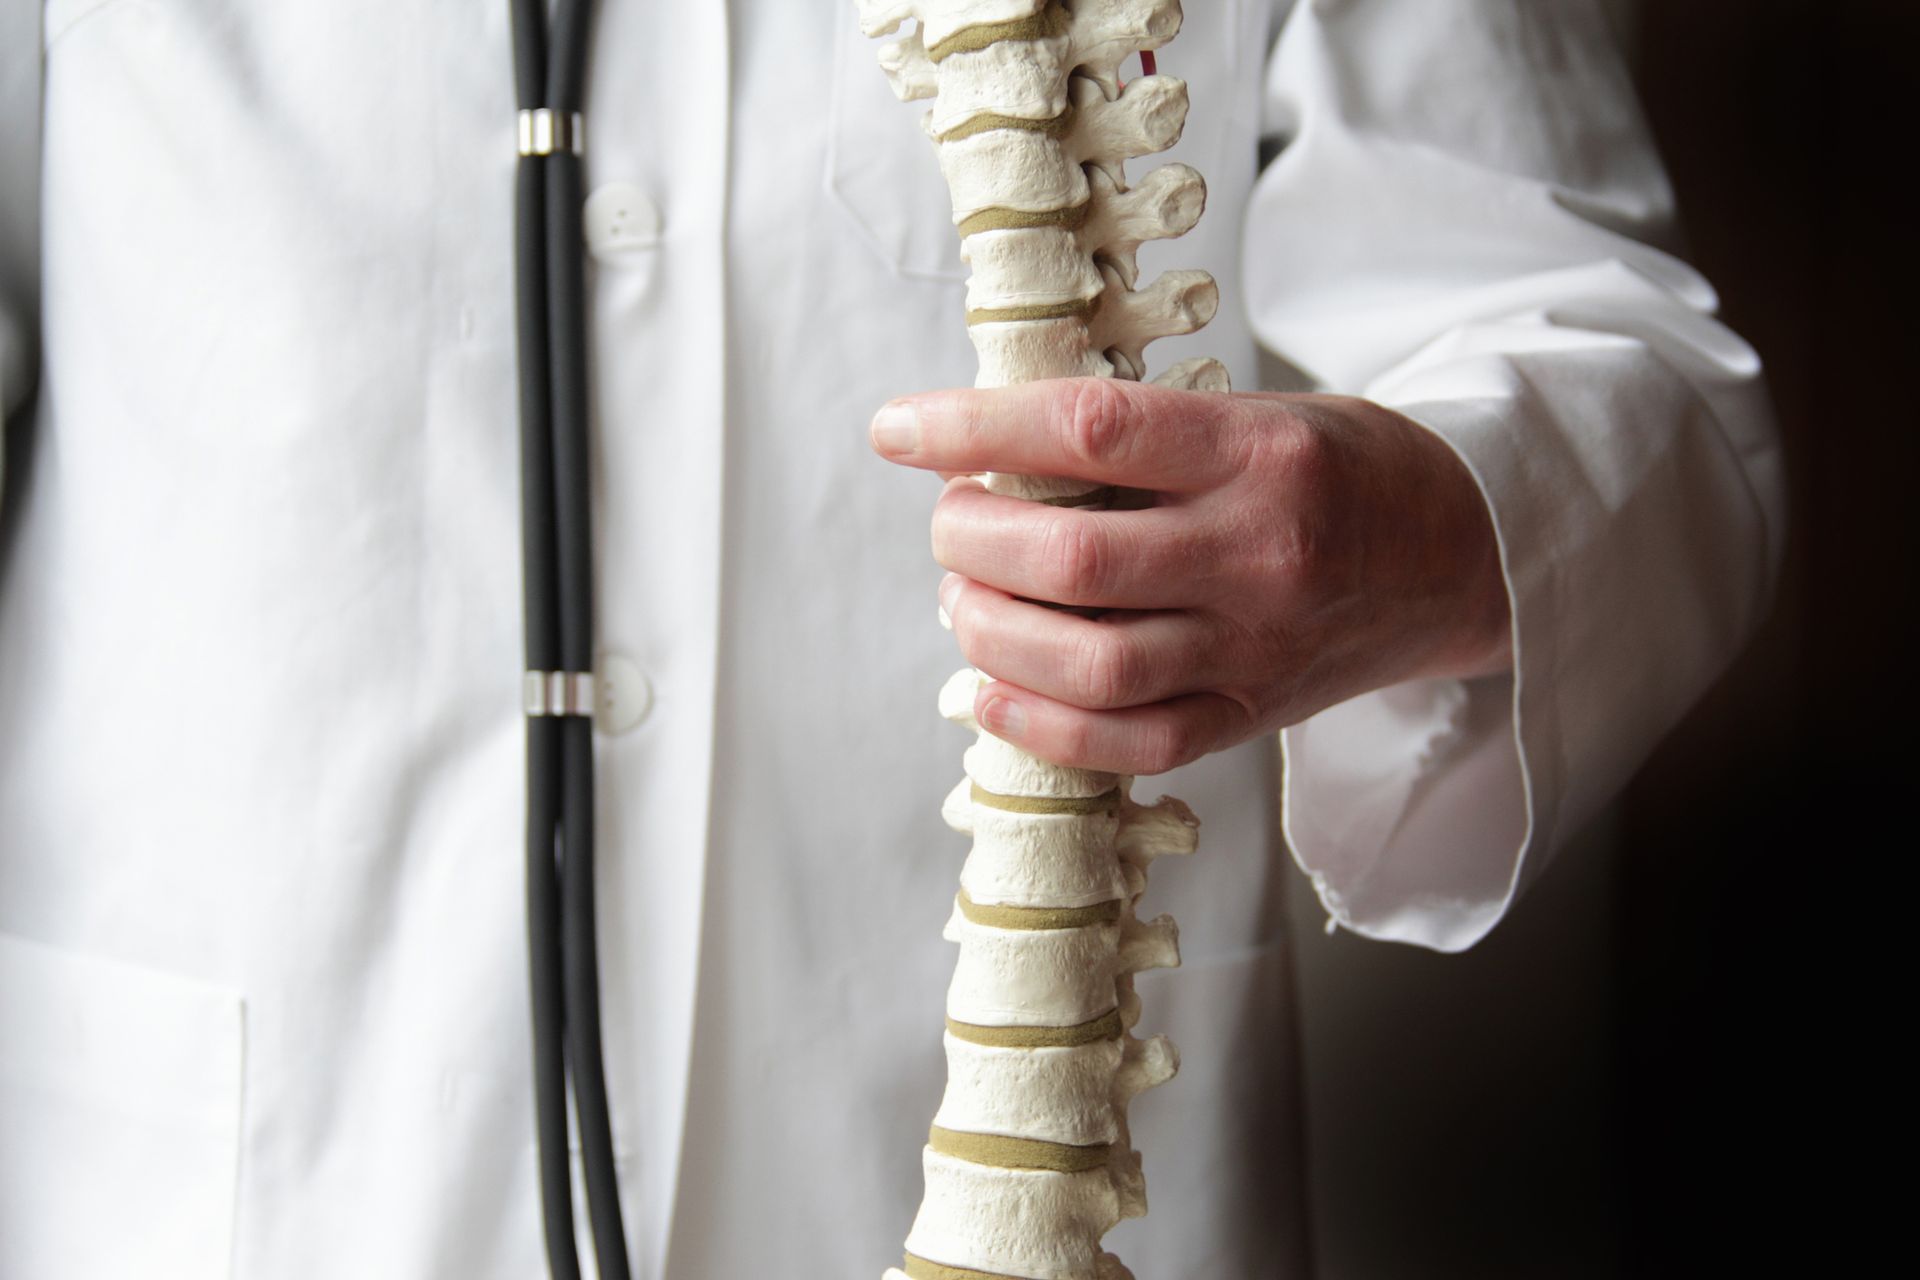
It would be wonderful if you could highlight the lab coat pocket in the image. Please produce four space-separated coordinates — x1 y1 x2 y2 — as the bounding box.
0 933 244 1278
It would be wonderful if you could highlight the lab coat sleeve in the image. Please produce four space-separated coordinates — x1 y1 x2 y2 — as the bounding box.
0 0 42 496
1247 0 1786 951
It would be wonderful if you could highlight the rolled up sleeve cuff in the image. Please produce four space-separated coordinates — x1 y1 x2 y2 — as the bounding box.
1281 384 1531 955
1282 320 1777 952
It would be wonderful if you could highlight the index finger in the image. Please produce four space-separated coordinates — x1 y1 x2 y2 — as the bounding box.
869 377 1244 492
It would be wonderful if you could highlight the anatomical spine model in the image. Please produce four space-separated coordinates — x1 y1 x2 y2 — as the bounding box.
858 2 1228 1278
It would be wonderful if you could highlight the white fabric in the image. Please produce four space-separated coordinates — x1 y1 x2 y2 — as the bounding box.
1250 0 1784 951
0 1 1779 1276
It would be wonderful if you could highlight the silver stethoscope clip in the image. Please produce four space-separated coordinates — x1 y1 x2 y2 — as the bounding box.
524 670 596 717
518 108 585 157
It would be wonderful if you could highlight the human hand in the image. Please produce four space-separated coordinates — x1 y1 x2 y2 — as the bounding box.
869 378 1512 775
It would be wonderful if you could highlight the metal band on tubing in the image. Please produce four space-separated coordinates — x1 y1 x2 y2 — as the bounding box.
517 108 585 156
524 670 596 717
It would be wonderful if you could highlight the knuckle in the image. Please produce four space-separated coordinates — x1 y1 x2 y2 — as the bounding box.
1061 378 1132 470
928 503 959 569
1247 402 1334 494
1264 521 1322 602
952 597 1013 681
1052 716 1101 771
1073 628 1144 710
1276 413 1338 493
1138 721 1197 776
1281 511 1339 608
950 597 987 664
1038 515 1109 602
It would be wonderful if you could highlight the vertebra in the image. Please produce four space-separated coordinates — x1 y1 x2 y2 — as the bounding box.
859 4 1224 1276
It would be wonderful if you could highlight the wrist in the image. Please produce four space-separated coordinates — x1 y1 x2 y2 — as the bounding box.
1320 395 1512 686
1377 398 1513 682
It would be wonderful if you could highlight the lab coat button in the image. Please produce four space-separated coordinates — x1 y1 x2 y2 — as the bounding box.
595 652 654 735
583 183 662 260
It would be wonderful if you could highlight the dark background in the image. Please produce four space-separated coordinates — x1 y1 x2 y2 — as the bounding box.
1287 2 1909 1274
1618 0 1906 1270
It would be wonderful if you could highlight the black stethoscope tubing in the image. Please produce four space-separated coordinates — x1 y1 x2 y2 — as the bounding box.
509 1 630 1277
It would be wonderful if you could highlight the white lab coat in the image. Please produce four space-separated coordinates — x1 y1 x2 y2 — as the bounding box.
0 1 1781 1277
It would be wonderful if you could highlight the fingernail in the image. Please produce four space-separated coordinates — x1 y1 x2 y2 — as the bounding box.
980 695 1026 739
938 573 963 615
870 401 920 455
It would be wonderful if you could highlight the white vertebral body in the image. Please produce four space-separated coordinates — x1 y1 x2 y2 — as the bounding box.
860 3 1222 1277
934 1035 1125 1147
